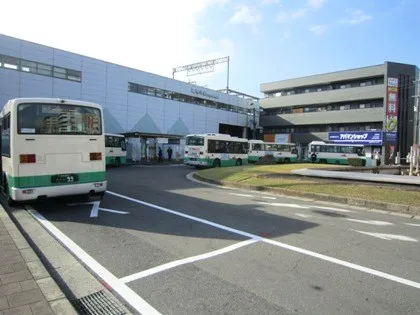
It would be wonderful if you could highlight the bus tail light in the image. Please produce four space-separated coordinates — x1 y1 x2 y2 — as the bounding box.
20 154 36 163
90 152 102 161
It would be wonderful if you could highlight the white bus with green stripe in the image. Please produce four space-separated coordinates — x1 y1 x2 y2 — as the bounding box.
248 140 298 163
105 133 127 167
184 133 248 168
0 98 107 205
308 141 365 165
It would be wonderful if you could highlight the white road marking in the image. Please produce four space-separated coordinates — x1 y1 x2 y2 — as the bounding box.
27 208 162 315
107 190 420 290
258 201 310 209
229 193 254 198
260 196 277 200
347 219 393 226
352 230 418 242
311 206 354 213
405 223 420 227
295 213 312 218
67 201 100 218
120 239 259 283
98 208 129 215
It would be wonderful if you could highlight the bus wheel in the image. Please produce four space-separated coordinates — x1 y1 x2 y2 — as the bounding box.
213 159 221 168
284 158 290 164
115 158 121 167
320 159 327 164
235 159 242 166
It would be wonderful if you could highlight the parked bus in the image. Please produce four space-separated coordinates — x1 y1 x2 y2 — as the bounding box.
0 98 107 205
184 133 248 168
105 133 127 167
248 140 298 163
307 141 365 165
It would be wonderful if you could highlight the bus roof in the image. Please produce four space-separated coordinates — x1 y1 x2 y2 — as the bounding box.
309 141 364 147
4 98 103 110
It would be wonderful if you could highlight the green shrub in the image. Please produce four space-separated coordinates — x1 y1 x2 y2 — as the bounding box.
347 158 366 167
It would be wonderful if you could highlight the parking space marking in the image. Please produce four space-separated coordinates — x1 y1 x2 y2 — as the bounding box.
27 207 162 315
107 190 420 290
257 201 310 209
229 193 254 198
347 219 393 226
120 239 259 283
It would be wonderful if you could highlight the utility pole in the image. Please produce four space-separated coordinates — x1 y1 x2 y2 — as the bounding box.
410 79 419 175
252 106 256 139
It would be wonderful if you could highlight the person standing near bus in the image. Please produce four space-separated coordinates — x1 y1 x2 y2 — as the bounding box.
158 147 163 162
167 147 173 161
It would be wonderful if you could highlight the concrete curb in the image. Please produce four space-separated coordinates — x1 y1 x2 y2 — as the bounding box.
193 173 420 218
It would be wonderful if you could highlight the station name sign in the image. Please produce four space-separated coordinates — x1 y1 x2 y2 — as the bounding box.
191 88 219 100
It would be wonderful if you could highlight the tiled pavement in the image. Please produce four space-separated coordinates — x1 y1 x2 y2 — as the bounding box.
0 205 77 315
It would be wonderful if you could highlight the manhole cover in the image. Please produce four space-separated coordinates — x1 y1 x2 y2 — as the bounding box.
74 290 126 315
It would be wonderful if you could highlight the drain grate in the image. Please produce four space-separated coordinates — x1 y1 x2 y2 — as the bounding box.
74 290 126 315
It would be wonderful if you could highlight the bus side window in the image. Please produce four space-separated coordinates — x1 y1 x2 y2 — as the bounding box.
1 114 10 157
208 140 215 153
121 139 126 151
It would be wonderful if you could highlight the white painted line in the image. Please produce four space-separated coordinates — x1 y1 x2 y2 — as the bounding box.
98 208 129 215
260 196 277 200
107 191 261 240
107 190 420 290
347 219 393 226
229 193 253 198
405 223 420 227
120 239 258 283
352 230 418 242
27 208 162 315
261 237 420 288
311 206 354 213
295 213 312 218
257 201 310 209
67 201 100 218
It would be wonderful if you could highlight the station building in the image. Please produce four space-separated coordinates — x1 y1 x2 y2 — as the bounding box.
260 62 419 164
0 34 259 161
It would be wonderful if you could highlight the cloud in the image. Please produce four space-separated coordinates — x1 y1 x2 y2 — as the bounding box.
229 5 262 25
341 9 372 25
276 8 307 23
307 0 327 9
308 24 328 36
280 30 292 40
229 5 262 34
260 0 280 6
0 0 233 86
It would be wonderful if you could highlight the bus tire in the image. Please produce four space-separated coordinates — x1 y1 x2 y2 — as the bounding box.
115 158 120 167
235 159 242 166
284 158 290 164
213 159 221 168
320 159 327 164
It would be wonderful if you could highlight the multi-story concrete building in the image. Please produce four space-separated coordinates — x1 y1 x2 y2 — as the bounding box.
260 62 418 164
0 34 259 161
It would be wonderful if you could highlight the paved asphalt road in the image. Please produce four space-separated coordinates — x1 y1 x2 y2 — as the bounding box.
29 164 420 315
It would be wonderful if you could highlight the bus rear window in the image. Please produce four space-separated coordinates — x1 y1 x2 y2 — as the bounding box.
17 103 102 135
186 137 204 146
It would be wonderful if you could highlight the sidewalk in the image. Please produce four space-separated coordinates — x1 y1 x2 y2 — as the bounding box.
0 205 77 315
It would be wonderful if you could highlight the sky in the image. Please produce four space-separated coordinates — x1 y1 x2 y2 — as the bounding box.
0 0 419 97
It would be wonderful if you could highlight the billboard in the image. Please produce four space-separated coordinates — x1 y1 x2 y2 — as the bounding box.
274 134 291 144
328 131 382 145
385 77 399 134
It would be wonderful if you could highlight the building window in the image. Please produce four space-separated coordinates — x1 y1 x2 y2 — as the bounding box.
128 82 248 114
0 53 82 82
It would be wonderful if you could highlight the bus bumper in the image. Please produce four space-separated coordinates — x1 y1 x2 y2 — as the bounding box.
10 181 107 201
184 159 208 166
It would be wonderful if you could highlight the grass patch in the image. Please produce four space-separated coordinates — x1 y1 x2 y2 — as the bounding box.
197 164 419 206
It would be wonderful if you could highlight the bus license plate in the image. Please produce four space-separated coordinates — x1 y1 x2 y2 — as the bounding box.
51 174 78 183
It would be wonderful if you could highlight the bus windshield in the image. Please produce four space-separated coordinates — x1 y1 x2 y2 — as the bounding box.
186 136 204 146
17 103 102 135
